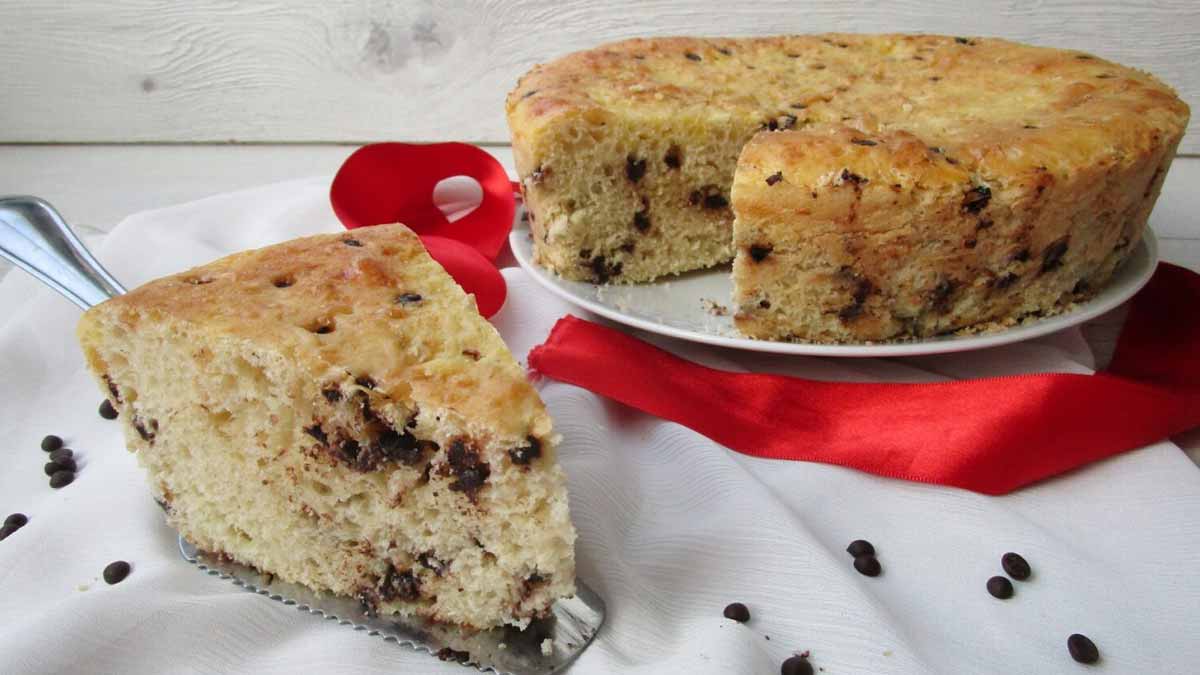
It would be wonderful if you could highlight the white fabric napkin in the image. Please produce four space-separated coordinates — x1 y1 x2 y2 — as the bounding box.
1 178 1198 675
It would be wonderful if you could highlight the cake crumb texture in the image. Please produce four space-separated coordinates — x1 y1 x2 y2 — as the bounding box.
77 224 576 629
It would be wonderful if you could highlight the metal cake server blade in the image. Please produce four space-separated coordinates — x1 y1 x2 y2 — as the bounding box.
0 196 605 672
180 537 605 674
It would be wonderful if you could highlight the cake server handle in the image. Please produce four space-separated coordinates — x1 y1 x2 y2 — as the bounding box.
0 195 126 309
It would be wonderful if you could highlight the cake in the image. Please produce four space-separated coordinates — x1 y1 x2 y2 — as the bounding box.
76 224 576 629
506 34 1188 341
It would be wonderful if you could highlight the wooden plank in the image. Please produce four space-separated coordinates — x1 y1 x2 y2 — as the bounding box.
0 1 1197 150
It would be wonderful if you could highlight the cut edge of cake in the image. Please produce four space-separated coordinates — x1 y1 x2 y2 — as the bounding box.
77 223 576 629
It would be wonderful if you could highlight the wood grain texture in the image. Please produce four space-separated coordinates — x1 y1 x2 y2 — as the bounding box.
0 1 1197 150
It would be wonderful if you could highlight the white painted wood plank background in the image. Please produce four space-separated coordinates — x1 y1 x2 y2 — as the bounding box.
1 1 1197 152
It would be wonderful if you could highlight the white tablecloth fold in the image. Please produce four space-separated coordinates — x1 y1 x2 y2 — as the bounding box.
1 178 1197 675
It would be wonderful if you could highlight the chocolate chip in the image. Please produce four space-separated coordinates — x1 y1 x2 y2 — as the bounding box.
49 470 75 489
588 256 622 284
664 146 682 169
578 248 592 260
964 238 977 249
625 156 647 183
748 244 773 263
41 435 63 452
4 514 28 528
446 438 491 497
336 437 362 460
379 565 420 601
851 139 878 146
355 375 376 389
853 554 881 577
1024 124 1039 130
1010 248 1031 263
313 324 333 334
758 299 771 309
0 524 18 541
509 436 542 465
955 36 973 44
689 190 701 206
840 168 867 185
133 416 157 442
1067 634 1100 664
963 185 992 214
99 400 118 420
703 193 728 209
684 51 701 61
342 238 363 247
1001 552 1031 580
395 292 423 305
303 424 327 444
790 102 807 109
723 602 751 622
716 46 732 56
838 272 874 321
272 276 293 288
846 539 874 557
418 551 449 576
765 171 783 186
1072 279 1091 295
781 655 815 675
321 387 342 403
987 576 1014 599
1041 237 1069 273
377 428 423 466
930 279 957 313
633 206 651 232
437 647 471 663
48 457 77 474
103 560 131 585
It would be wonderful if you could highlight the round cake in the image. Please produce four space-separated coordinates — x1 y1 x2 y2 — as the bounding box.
505 34 1189 342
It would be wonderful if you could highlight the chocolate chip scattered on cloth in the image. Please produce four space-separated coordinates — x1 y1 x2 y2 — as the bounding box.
0 177 1198 673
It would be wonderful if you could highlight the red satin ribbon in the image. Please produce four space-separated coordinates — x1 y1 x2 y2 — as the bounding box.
529 263 1200 494
330 142 515 317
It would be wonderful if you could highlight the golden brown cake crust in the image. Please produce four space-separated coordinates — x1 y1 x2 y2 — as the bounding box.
506 34 1188 290
96 225 550 439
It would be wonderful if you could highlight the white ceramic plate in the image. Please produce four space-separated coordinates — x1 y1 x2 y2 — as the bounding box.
510 221 1159 357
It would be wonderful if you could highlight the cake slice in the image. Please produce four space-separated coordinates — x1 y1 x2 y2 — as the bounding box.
77 224 575 629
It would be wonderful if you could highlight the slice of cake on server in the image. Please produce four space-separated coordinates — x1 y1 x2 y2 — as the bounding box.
77 223 575 630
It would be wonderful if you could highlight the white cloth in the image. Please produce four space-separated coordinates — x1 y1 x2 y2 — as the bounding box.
1 178 1198 675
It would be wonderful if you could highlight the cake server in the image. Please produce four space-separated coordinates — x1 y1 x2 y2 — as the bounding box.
0 195 606 674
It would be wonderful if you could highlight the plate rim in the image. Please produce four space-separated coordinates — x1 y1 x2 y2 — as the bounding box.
509 225 1159 357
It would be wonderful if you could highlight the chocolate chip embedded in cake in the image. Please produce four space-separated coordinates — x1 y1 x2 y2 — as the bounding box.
76 224 576 629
